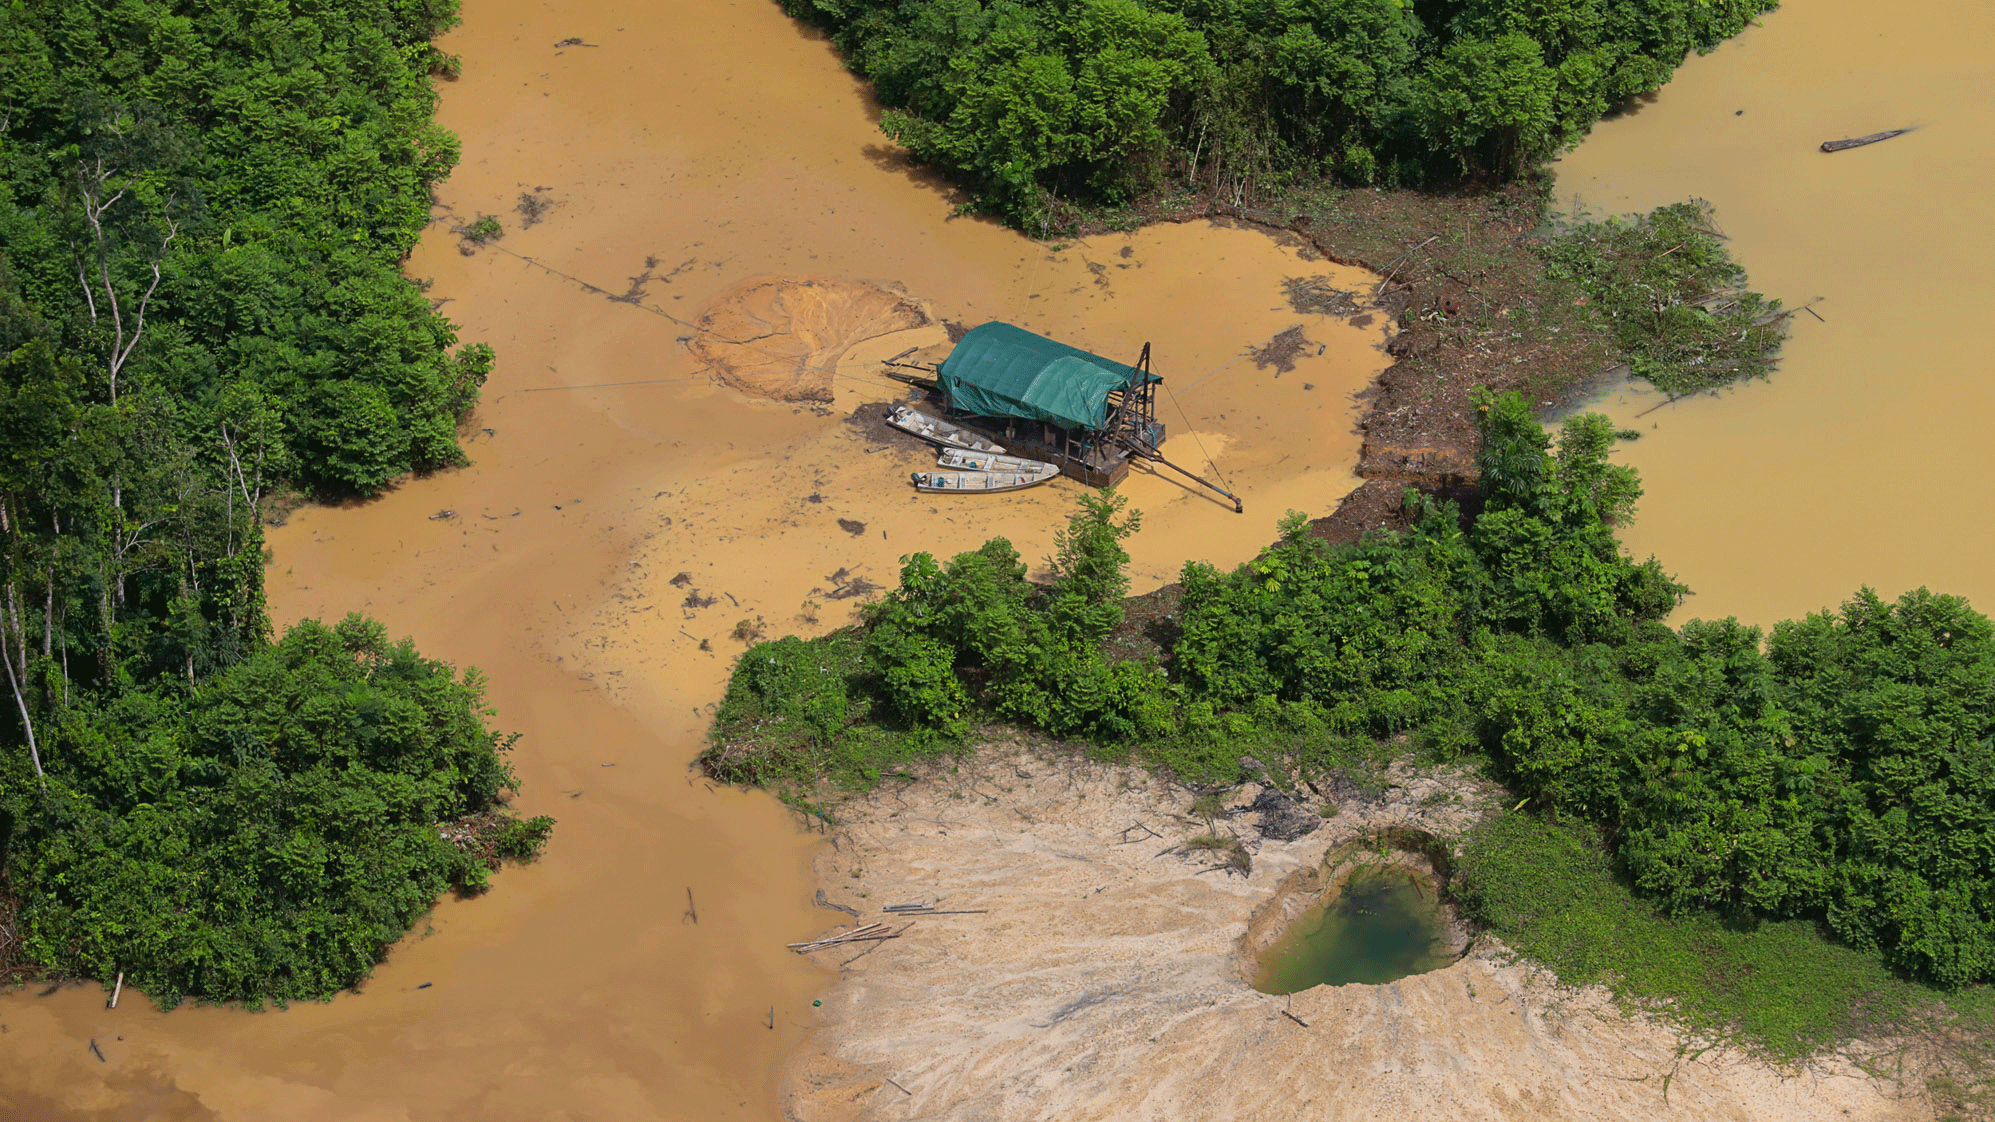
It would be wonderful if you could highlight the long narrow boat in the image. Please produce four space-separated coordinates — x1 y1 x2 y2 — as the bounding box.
936 448 1057 473
1820 128 1911 153
911 465 1058 494
886 405 1005 454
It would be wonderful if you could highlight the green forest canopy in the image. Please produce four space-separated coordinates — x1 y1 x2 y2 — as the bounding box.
0 0 547 1007
785 0 1781 225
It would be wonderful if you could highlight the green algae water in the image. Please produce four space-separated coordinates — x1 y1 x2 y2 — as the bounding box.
1254 868 1453 994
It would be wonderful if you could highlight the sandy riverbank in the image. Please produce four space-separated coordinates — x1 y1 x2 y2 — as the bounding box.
784 750 1924 1122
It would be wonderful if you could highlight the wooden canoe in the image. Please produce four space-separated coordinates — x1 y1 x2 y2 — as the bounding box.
910 466 1058 494
1820 128 1910 153
935 448 1058 473
886 406 1005 454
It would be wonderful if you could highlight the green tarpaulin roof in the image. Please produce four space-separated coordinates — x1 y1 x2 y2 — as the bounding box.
938 322 1157 432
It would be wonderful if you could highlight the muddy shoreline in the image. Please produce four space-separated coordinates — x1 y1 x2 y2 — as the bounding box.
1042 179 1622 554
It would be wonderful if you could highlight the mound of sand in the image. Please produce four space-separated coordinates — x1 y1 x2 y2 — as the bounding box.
785 751 1921 1122
688 277 933 402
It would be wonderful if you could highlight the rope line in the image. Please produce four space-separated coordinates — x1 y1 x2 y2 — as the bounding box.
1163 383 1235 496
479 241 932 397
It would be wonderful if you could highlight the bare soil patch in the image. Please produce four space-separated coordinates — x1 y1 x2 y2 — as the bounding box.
785 751 1924 1122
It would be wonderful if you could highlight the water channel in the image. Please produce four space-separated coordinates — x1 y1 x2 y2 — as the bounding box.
2 0 1988 1118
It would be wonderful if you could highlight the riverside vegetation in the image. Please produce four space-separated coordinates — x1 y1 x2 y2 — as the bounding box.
0 0 550 1007
783 0 1780 229
709 390 1995 1066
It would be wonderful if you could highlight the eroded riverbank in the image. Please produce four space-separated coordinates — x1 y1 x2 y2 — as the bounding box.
4 0 1980 1117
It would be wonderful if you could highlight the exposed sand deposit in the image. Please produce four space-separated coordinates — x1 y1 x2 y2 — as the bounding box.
786 752 1923 1122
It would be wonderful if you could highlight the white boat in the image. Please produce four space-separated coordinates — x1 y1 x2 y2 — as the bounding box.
886 406 1005 454
936 448 1058 473
911 465 1058 494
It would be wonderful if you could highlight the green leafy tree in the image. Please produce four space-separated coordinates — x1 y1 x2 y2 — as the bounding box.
1412 33 1559 178
788 0 1775 221
8 615 547 1007
1769 589 1995 987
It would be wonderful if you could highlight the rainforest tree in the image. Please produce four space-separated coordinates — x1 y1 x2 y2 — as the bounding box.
783 0 1782 225
0 0 547 1006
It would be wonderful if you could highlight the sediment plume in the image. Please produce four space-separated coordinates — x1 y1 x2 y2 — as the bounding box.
690 277 935 403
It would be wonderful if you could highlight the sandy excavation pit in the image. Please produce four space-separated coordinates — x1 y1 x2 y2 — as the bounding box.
786 751 1923 1122
1240 828 1467 995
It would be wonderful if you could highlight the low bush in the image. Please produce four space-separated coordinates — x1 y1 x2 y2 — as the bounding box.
6 615 549 1008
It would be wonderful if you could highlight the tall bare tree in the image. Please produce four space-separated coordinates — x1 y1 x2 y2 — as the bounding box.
0 502 47 791
72 157 175 409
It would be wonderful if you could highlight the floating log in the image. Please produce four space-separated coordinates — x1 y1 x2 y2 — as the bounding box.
1820 128 1911 153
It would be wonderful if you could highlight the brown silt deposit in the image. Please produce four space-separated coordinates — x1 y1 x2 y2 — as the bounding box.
0 0 1387 1119
690 277 934 404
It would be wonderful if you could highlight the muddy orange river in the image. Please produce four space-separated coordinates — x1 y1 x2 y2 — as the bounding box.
1557 0 1995 627
2 0 1986 1118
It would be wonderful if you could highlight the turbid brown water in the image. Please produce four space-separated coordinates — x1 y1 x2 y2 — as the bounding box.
0 1 1386 1118
1555 0 1995 627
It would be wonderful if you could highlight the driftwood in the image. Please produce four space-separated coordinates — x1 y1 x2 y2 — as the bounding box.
883 902 987 916
884 908 988 915
1820 128 1911 153
788 921 910 953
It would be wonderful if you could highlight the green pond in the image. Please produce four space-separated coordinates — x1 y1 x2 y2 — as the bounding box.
1253 867 1454 994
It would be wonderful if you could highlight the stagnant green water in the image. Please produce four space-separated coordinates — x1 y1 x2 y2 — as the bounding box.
1253 868 1454 994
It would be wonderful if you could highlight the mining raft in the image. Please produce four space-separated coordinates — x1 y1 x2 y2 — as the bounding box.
887 321 1242 512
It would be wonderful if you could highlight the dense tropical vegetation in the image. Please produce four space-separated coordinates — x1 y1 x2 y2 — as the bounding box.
0 0 547 1007
709 390 1995 991
784 0 1781 226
